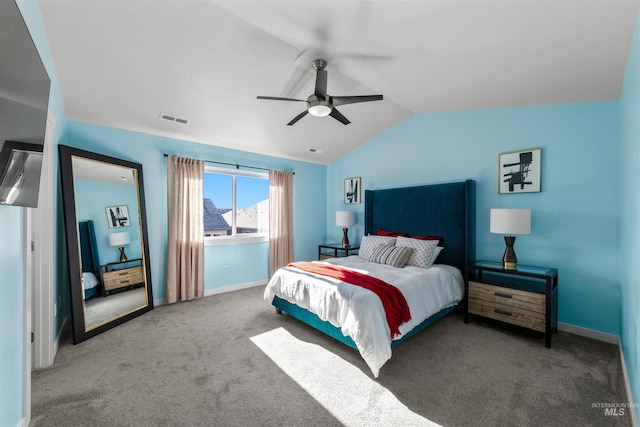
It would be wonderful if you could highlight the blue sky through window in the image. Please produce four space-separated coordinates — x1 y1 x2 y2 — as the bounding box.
204 173 268 209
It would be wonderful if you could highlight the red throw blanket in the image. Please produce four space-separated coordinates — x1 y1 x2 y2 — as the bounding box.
288 261 411 339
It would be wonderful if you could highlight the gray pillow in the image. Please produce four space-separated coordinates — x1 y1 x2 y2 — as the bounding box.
368 244 414 268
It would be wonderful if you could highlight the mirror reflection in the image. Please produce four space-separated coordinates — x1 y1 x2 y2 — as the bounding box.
73 157 147 329
59 145 153 344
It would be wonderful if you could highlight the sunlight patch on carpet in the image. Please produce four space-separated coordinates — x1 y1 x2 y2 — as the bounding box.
250 327 440 427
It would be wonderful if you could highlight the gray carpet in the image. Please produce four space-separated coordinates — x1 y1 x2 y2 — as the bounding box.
31 285 632 427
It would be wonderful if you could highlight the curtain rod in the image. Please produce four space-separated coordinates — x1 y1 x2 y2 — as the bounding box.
163 154 294 174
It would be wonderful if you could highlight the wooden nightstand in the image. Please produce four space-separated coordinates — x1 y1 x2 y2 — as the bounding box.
465 260 558 348
100 258 144 296
318 243 359 260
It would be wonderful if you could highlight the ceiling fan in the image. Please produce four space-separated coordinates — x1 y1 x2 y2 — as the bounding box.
257 59 383 126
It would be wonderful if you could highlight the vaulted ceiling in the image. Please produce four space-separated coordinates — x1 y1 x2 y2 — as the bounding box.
39 0 639 165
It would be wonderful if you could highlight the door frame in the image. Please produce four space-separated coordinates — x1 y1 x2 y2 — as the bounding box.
24 111 55 426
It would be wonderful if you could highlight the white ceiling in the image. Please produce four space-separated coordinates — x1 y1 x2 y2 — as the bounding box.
38 0 639 165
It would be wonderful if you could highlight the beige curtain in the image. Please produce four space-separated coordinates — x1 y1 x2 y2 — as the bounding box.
269 170 294 276
166 156 205 304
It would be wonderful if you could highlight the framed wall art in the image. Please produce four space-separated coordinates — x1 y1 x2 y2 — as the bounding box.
106 205 130 228
498 148 541 194
344 177 361 204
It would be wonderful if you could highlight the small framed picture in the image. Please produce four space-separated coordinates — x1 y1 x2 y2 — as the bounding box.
499 148 541 194
106 205 130 228
344 177 361 204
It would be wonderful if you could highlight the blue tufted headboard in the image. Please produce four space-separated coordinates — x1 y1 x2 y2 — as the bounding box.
364 180 476 272
78 220 101 279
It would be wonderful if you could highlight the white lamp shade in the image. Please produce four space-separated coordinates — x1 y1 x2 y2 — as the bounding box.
490 209 531 235
109 231 131 247
336 211 355 227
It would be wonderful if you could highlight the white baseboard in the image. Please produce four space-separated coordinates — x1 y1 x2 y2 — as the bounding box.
558 322 618 344
53 315 70 356
618 337 638 427
203 280 265 297
154 281 266 307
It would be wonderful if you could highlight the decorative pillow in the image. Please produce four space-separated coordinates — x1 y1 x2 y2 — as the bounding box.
395 236 439 269
377 228 409 237
368 244 414 268
411 235 444 245
429 246 444 265
82 272 99 290
359 235 398 260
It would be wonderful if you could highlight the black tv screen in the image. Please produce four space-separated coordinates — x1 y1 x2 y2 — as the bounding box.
0 0 51 208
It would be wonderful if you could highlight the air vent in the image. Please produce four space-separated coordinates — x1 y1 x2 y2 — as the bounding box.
308 148 323 153
159 112 190 125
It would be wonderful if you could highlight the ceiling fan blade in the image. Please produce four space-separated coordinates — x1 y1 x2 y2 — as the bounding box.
287 110 309 126
257 96 306 102
331 95 383 107
315 69 328 98
329 108 350 125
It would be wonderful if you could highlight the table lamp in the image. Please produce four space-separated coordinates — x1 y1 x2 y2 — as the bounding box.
490 209 531 269
109 231 131 262
336 211 356 248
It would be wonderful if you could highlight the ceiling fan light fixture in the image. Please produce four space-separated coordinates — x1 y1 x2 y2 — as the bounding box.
257 59 382 125
308 100 332 117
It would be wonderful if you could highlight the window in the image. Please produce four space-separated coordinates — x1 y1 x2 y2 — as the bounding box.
203 167 269 243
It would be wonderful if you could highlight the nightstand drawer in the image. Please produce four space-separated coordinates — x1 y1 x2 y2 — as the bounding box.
103 266 144 291
468 281 545 314
467 299 546 332
468 281 546 332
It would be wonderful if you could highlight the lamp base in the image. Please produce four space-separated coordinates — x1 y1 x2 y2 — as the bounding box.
119 246 128 263
342 227 350 248
502 235 517 270
503 260 517 270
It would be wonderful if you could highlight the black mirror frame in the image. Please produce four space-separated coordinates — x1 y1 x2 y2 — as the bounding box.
59 144 154 344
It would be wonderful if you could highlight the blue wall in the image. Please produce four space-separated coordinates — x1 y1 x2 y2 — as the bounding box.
0 207 24 426
66 121 327 301
620 8 640 419
75 179 143 264
328 101 621 335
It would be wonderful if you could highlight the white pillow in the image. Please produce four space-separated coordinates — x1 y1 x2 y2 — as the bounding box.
429 246 444 265
358 235 398 260
82 272 99 290
395 236 439 269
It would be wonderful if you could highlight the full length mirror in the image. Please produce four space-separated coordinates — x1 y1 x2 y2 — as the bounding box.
59 145 153 344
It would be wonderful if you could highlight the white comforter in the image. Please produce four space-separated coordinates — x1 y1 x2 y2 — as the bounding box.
264 256 464 377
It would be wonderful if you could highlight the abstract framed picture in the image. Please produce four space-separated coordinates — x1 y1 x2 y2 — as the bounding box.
344 177 361 204
106 205 130 228
498 148 541 194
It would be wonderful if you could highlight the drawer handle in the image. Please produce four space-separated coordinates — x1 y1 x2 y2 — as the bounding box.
494 292 512 299
119 280 131 284
494 309 513 316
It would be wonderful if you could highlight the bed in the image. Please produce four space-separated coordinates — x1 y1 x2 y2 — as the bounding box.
79 220 102 300
265 180 476 377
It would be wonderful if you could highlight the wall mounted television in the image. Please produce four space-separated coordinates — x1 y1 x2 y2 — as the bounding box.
0 0 51 208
